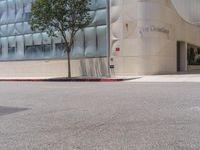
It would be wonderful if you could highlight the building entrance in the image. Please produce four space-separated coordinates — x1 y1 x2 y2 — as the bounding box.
187 44 200 73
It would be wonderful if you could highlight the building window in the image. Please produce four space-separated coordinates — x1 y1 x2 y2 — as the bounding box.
0 47 2 58
55 43 66 57
43 44 51 57
35 45 44 57
25 45 35 58
8 47 16 58
24 12 32 22
25 44 52 59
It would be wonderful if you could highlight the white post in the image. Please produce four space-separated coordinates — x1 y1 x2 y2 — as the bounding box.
180 42 188 72
106 0 111 77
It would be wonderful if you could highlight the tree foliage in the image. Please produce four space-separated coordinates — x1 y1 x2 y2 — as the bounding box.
29 0 91 78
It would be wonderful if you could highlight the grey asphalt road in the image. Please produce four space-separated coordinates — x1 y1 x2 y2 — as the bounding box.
0 82 200 150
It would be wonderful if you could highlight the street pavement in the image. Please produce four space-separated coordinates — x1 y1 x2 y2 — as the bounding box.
0 82 200 150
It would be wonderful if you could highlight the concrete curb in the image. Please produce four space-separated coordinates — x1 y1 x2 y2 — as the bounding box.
0 77 139 82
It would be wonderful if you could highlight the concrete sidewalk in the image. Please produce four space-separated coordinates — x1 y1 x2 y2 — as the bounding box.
1 74 200 82
129 74 200 82
0 77 138 82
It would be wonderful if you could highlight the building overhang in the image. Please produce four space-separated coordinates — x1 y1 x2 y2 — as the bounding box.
171 0 200 26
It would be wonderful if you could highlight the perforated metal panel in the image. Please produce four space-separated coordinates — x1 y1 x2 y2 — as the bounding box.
0 0 108 60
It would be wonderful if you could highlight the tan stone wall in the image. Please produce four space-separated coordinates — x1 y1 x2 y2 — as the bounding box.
110 0 200 76
0 58 108 78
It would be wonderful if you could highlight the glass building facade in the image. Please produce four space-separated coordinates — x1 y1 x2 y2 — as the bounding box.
0 0 107 60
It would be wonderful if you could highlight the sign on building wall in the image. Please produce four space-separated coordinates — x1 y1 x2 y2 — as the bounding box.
138 25 170 38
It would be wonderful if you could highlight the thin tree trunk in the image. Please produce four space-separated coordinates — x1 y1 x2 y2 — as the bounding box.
67 52 71 78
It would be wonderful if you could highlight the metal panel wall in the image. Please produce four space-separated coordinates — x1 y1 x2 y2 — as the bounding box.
0 0 108 60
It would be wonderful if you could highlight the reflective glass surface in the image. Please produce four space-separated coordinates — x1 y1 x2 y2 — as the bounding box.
0 0 108 60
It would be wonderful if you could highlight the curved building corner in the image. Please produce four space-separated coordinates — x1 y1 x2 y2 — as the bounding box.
110 0 200 76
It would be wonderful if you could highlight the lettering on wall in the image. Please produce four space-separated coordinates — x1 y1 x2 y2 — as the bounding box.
138 25 170 38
